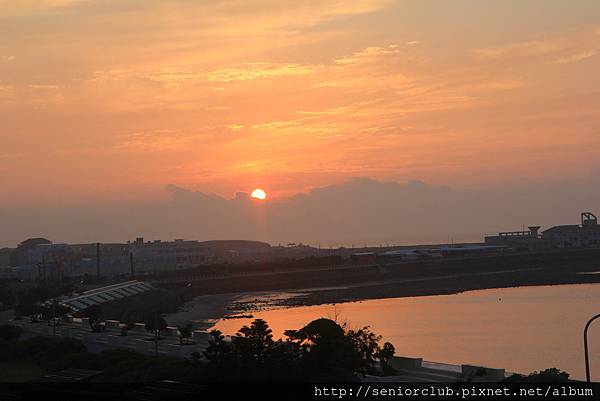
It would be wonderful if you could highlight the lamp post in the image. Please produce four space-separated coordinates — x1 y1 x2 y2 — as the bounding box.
584 313 600 382
154 312 159 356
52 299 56 337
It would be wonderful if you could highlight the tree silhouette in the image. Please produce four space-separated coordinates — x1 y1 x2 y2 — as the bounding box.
203 318 393 381
503 368 570 382
286 318 364 380
346 325 382 373
81 305 103 332
178 323 193 345
144 315 168 337
120 321 135 336
378 342 395 373
18 304 45 322
235 318 274 364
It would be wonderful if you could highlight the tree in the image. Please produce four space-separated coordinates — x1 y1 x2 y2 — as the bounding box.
503 368 570 383
190 351 202 364
235 319 274 364
377 342 395 374
346 325 382 373
178 323 193 345
17 304 45 323
286 318 364 380
40 300 70 321
203 329 238 377
81 305 103 332
203 318 389 381
120 321 135 336
145 315 168 337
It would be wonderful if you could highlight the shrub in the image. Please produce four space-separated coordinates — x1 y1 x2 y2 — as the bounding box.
0 325 22 341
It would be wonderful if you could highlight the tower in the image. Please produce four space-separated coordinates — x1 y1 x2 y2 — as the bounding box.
581 212 598 227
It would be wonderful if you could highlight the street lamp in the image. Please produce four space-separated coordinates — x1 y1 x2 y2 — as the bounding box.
584 313 600 382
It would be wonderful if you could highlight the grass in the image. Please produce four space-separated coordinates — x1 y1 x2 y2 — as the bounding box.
0 361 48 382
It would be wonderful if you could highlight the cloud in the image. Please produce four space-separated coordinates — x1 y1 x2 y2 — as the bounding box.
2 3 600 210
206 63 316 82
474 27 600 64
554 50 598 64
2 177 600 248
334 45 402 65
475 40 561 60
114 128 216 152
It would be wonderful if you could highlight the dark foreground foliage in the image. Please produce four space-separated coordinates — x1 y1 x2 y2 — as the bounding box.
202 318 394 381
0 318 391 382
0 321 571 383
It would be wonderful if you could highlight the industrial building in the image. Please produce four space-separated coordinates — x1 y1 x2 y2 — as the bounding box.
484 226 545 250
485 212 600 250
542 212 600 248
129 237 213 272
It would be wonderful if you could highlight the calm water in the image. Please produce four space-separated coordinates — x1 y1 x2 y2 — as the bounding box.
213 284 600 380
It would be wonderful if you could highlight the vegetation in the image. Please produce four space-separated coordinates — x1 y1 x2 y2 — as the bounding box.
0 318 393 382
78 304 104 332
0 361 48 383
0 320 573 383
0 324 23 341
178 323 193 345
503 368 571 382
120 321 136 336
0 335 195 382
14 299 71 323
150 255 345 280
2 282 78 313
378 342 396 374
203 318 391 381
144 315 168 337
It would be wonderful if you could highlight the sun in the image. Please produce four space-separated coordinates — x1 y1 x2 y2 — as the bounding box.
251 188 267 200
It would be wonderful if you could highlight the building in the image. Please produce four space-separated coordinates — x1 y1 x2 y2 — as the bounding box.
9 237 52 266
485 212 600 250
0 248 12 267
6 236 274 279
199 239 272 261
129 237 214 272
542 212 600 248
484 226 544 250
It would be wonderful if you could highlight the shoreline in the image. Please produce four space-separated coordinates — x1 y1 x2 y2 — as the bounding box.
165 269 600 329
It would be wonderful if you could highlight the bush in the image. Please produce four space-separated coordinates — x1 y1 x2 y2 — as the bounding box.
0 325 22 341
504 368 570 382
11 336 87 364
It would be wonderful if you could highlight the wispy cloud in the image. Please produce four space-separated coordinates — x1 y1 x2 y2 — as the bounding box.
474 27 600 64
554 50 598 64
206 63 316 82
475 40 561 60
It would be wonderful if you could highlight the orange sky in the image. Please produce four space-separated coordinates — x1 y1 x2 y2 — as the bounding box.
1 0 600 207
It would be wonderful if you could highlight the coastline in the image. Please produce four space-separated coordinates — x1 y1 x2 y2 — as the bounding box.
165 267 600 330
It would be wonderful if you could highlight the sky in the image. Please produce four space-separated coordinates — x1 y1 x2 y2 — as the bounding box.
1 1 600 246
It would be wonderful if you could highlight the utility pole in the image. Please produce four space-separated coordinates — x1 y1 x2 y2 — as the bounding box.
42 256 47 282
96 242 101 279
130 252 134 279
154 312 159 356
52 299 56 336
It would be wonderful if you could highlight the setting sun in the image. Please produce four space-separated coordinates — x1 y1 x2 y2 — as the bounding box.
251 188 267 200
